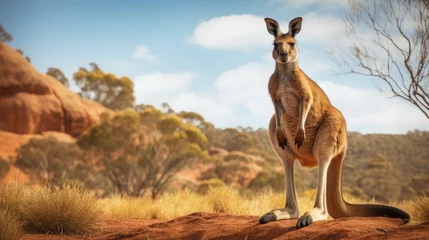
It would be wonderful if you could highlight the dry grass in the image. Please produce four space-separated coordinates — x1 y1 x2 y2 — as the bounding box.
0 182 103 235
0 209 23 240
102 186 429 225
21 184 104 234
101 186 315 220
1 181 426 238
0 181 26 216
410 196 429 223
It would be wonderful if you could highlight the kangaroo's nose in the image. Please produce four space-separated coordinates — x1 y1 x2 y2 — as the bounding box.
279 52 287 57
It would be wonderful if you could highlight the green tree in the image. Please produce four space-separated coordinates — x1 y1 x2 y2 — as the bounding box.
15 137 83 185
47 67 69 87
78 109 207 198
73 63 135 110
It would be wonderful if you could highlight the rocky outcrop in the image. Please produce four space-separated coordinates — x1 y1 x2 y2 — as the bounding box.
0 42 111 137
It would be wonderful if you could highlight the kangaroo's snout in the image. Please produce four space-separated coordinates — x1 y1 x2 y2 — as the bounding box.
279 51 288 62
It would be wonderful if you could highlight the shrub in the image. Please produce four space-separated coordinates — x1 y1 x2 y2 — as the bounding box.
224 151 249 163
248 170 284 192
0 210 23 240
207 187 244 214
0 182 26 240
411 196 429 223
0 157 10 179
21 183 103 234
15 137 83 186
0 182 26 216
197 178 225 194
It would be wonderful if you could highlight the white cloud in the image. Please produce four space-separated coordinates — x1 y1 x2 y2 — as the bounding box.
132 58 427 133
189 13 344 51
133 72 194 106
271 0 349 9
170 92 235 127
319 82 428 134
133 45 157 61
189 14 272 51
214 61 273 118
298 13 344 45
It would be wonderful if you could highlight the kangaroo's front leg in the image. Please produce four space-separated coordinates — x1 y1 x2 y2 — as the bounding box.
275 103 288 149
296 156 331 228
295 93 312 149
259 158 299 223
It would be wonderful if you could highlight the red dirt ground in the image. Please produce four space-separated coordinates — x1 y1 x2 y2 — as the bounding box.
21 213 429 240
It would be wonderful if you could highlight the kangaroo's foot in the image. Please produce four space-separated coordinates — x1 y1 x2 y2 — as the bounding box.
259 207 299 224
296 207 328 229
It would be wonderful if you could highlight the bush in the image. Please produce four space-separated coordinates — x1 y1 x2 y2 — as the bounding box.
411 196 429 223
197 178 225 194
248 170 284 192
207 187 244 214
0 182 26 216
21 183 103 234
0 210 23 240
0 157 10 179
15 137 83 186
0 182 26 240
224 151 249 163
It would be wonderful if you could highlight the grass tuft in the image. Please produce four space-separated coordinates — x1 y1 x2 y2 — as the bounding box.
0 182 26 216
411 195 429 223
21 183 103 234
0 209 23 240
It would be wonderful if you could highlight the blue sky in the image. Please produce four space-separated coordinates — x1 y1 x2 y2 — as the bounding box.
1 0 428 133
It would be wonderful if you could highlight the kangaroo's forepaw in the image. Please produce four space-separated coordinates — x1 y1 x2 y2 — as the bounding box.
276 129 288 149
294 128 306 149
296 208 328 229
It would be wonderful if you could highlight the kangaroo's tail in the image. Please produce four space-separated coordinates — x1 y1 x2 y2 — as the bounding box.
326 152 410 223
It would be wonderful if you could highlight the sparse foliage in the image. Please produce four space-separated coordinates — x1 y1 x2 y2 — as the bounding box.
0 157 10 179
15 137 83 186
73 63 135 110
331 0 429 118
78 109 207 198
47 67 69 86
0 24 12 42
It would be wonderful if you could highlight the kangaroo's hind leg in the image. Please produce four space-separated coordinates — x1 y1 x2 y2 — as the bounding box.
296 113 347 228
259 115 299 224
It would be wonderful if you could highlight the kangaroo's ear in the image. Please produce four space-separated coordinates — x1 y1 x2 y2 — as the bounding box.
264 18 282 38
288 17 302 38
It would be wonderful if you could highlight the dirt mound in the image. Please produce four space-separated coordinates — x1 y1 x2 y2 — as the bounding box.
21 213 429 240
0 42 110 136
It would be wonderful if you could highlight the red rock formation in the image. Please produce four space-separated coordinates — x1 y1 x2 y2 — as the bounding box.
0 42 111 137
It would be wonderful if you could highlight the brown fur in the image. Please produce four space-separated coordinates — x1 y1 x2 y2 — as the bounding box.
268 62 347 168
261 17 410 227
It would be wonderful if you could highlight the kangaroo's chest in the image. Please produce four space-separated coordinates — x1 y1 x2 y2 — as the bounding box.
277 82 300 116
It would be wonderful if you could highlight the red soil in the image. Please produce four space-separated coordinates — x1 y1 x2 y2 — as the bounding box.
21 213 429 240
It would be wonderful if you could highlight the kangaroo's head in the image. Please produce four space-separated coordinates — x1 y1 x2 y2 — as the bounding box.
264 17 302 64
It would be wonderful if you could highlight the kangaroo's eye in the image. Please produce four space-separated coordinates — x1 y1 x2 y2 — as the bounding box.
273 42 280 47
289 43 295 48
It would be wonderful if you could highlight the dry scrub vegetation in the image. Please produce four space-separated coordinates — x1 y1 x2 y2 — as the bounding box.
0 183 428 239
0 182 102 239
101 186 427 225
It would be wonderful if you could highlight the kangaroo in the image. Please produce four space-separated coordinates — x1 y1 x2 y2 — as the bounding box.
260 17 410 229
